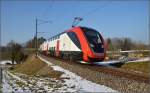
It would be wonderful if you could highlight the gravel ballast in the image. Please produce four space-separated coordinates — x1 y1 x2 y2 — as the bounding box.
39 55 150 93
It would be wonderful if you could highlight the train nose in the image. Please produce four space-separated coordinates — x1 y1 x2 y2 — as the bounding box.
94 53 105 58
88 53 105 62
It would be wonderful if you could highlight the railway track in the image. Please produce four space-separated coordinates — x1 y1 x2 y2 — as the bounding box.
39 54 150 84
85 65 149 84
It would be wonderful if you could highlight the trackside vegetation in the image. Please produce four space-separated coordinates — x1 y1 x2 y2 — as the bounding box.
121 61 150 77
10 54 63 79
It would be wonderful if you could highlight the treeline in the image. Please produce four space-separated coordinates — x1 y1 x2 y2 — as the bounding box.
1 36 149 64
107 37 149 51
0 37 46 64
26 36 45 48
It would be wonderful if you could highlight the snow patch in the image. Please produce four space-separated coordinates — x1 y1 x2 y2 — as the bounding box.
0 60 16 65
51 65 117 92
38 55 52 66
2 71 13 92
127 57 150 63
38 56 117 92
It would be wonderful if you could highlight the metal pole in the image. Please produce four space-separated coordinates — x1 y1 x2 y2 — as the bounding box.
0 68 2 83
36 18 38 57
35 18 52 57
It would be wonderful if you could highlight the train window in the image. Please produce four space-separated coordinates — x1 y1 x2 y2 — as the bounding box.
82 27 104 53
67 32 81 49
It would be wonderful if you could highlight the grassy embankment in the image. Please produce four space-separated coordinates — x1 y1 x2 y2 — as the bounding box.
121 61 150 76
11 54 63 79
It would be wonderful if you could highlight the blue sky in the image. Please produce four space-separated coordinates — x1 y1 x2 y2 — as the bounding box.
1 0 149 46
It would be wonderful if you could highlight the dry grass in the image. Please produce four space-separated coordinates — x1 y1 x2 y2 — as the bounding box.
121 61 150 76
0 52 11 61
11 54 63 79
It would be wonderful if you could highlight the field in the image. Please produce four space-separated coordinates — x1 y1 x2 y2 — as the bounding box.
121 61 150 77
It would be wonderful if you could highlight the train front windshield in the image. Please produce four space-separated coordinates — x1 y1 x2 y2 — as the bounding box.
83 28 104 53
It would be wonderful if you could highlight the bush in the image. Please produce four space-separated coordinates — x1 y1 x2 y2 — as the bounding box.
6 40 27 64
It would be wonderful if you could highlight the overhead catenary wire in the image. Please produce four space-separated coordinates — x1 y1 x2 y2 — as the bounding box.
35 18 52 57
36 0 66 39
37 1 112 37
71 1 112 27
81 1 112 18
37 19 52 25
39 0 54 19
35 0 54 41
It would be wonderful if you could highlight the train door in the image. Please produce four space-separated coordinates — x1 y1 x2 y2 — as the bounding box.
56 40 60 56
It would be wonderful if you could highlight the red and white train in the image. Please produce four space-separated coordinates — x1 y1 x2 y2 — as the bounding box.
39 26 106 63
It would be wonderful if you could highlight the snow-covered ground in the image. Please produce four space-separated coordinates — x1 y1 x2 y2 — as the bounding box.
51 65 117 92
38 56 117 92
1 57 118 92
127 57 150 63
0 60 16 65
2 71 69 92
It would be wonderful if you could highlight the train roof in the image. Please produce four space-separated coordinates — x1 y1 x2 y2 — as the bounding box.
47 31 65 41
46 26 98 41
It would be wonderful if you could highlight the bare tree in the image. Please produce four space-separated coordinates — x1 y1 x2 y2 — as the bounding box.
106 37 148 51
26 36 45 48
107 38 114 51
7 40 26 64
